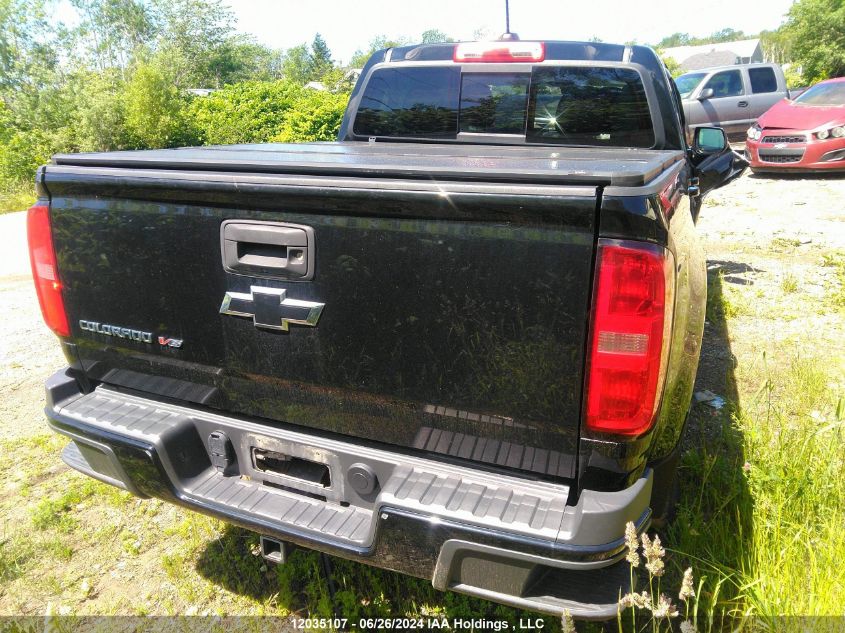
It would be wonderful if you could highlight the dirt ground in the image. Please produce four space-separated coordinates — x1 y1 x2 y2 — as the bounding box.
702 172 845 249
0 169 843 618
696 172 845 397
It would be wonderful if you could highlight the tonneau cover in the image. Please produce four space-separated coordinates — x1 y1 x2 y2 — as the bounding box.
52 142 684 187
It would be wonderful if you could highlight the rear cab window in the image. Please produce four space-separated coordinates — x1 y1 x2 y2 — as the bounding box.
527 67 654 147
352 64 656 148
459 73 530 134
353 67 460 138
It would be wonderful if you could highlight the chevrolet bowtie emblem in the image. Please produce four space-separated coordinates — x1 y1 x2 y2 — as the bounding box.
219 286 325 332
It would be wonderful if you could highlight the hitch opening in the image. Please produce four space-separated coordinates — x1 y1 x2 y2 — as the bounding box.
259 535 292 564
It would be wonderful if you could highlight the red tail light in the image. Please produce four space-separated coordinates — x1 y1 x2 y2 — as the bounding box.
585 239 674 436
27 204 70 337
454 41 545 63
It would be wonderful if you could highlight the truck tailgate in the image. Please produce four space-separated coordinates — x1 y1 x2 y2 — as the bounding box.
44 143 676 482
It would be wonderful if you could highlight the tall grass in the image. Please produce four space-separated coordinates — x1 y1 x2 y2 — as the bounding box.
668 268 845 629
737 357 844 620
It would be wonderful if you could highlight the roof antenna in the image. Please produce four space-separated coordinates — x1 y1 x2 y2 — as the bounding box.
500 0 519 40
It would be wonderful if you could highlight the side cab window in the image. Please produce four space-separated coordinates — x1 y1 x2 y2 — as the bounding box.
703 70 744 98
748 67 778 94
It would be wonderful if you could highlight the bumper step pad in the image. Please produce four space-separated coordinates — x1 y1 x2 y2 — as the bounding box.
53 388 574 547
191 472 373 544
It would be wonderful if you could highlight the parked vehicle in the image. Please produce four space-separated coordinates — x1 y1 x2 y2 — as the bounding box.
676 63 801 140
30 39 746 620
745 77 845 173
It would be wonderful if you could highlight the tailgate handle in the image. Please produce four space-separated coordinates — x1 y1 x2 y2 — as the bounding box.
221 221 315 280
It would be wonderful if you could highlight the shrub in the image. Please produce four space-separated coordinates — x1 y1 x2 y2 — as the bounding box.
189 80 303 145
0 100 13 145
274 89 349 143
124 62 195 148
0 129 55 185
73 70 131 152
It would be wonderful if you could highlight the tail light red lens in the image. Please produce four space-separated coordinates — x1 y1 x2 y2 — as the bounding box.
27 204 70 337
454 41 545 63
585 239 675 436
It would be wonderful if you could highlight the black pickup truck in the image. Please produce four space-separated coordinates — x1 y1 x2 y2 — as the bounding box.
29 40 745 619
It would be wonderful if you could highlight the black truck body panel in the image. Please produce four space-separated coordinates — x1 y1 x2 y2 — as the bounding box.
44 148 634 482
42 143 702 489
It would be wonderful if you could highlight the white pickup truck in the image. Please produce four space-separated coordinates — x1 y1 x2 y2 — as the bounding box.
676 63 804 140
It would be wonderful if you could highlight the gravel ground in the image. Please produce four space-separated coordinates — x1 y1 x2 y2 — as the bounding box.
0 211 66 441
700 171 845 250
698 171 845 373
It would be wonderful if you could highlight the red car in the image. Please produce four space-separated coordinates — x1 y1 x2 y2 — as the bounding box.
746 77 845 172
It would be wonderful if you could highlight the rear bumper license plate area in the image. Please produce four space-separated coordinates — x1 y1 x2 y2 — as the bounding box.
43 368 651 563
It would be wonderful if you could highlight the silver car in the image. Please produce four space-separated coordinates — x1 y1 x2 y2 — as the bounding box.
676 63 793 140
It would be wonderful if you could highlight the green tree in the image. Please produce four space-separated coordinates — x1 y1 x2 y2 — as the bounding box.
194 35 283 86
0 99 12 144
308 33 333 80
760 28 794 65
71 69 131 151
213 37 284 83
348 49 370 69
784 0 845 82
659 53 683 78
70 0 156 74
123 62 192 147
151 0 235 87
0 0 300 201
656 33 690 48
705 28 748 43
349 35 410 67
420 29 453 44
0 128 54 185
0 0 52 91
0 1 75 196
319 66 356 92
281 43 311 84
655 28 760 52
0 0 64 129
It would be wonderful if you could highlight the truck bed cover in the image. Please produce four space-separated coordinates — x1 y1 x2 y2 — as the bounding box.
52 142 684 187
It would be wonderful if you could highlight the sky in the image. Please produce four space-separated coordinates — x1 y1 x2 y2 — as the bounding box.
226 0 797 64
